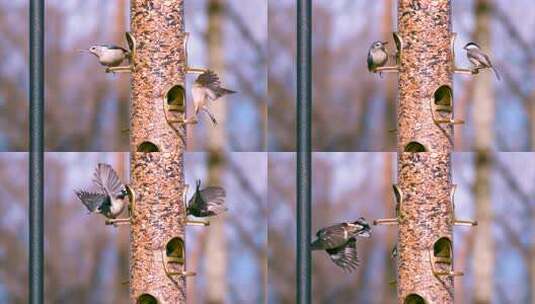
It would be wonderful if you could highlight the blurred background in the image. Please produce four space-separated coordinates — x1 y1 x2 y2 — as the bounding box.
0 0 266 152
268 0 535 151
268 153 535 303
0 152 267 303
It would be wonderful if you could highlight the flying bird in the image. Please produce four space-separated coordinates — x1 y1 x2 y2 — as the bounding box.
81 45 130 68
311 217 371 272
367 41 389 75
463 42 500 80
75 163 129 220
186 180 227 218
191 70 236 125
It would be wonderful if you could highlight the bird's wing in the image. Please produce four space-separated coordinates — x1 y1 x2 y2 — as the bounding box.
75 190 107 213
326 239 360 272
93 163 124 198
201 187 226 208
103 44 128 53
195 71 235 99
313 223 349 249
367 51 374 71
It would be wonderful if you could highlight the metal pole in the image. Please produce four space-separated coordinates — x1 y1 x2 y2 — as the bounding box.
29 0 44 303
296 0 311 303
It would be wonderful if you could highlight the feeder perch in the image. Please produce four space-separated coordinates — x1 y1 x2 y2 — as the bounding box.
105 184 136 227
449 185 478 226
374 185 404 226
429 237 464 277
106 32 136 74
451 33 479 76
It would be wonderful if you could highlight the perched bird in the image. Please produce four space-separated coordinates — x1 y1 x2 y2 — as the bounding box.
81 45 130 68
75 163 129 220
463 42 500 80
191 70 236 125
367 41 389 74
311 218 371 272
186 180 227 218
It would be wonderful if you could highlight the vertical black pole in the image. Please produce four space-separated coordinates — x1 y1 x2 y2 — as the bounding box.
29 0 44 303
296 0 311 303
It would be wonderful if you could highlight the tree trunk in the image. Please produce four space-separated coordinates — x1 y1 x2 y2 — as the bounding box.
130 1 188 303
472 1 494 303
205 1 228 303
397 1 454 303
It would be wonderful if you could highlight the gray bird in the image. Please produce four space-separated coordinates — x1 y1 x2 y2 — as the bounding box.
311 217 371 272
75 163 128 219
367 41 389 74
463 42 500 80
81 45 130 68
186 180 227 218
191 70 236 125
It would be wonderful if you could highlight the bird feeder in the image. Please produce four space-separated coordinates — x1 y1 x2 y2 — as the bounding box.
374 185 404 226
430 85 464 126
137 141 160 153
161 237 196 278
137 294 158 304
404 294 427 304
404 141 427 152
449 185 478 226
429 237 464 277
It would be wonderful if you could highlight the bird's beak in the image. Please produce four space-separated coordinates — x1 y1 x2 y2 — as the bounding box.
77 49 91 54
382 41 389 45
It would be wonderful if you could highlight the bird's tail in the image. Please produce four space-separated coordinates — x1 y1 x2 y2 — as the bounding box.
491 66 501 81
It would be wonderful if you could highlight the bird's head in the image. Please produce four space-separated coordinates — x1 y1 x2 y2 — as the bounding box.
463 42 480 51
351 217 371 238
86 45 104 57
372 41 388 50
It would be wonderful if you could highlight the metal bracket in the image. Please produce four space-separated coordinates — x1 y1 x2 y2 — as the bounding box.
450 184 478 226
106 32 136 74
105 184 136 227
161 250 196 278
183 32 208 75
373 185 404 226
428 248 464 277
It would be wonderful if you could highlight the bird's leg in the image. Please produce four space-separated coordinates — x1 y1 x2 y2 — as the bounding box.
202 108 218 126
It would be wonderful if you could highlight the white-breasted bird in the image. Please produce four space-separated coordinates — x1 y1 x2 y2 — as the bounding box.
186 180 227 218
311 217 371 272
463 42 500 80
367 41 389 74
191 70 236 125
81 45 130 68
75 163 128 220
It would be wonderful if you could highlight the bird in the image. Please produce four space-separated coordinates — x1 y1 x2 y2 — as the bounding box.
191 70 236 125
75 163 129 220
81 45 130 68
186 180 227 218
311 217 371 272
463 42 500 80
367 41 389 74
